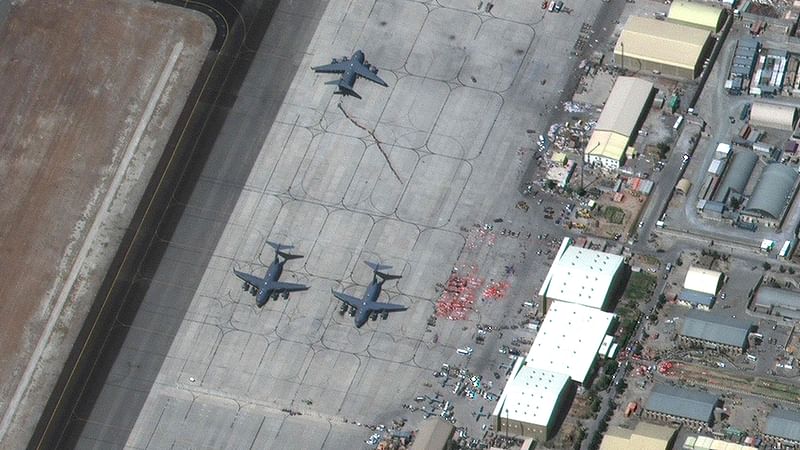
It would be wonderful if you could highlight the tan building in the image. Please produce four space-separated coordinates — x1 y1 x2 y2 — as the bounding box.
668 1 725 32
586 76 654 169
750 102 798 131
600 422 678 450
411 417 455 450
614 16 712 78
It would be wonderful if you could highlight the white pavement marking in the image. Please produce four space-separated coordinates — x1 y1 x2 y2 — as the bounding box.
0 41 185 440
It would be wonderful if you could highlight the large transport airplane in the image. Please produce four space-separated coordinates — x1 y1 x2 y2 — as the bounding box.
331 261 407 328
234 241 309 307
311 50 387 99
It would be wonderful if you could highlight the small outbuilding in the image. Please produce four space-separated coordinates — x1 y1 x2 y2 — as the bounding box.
676 178 691 194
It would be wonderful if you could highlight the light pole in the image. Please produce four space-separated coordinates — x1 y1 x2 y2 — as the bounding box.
581 141 600 193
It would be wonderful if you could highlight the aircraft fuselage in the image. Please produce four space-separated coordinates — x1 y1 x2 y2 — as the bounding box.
354 278 383 328
256 258 285 307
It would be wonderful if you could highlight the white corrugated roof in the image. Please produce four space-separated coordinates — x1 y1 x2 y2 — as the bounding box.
526 301 616 384
538 240 624 310
683 266 722 295
492 364 570 428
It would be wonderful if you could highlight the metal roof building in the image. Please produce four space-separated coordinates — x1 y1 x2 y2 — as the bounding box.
595 77 655 136
750 102 798 131
600 422 677 450
713 151 758 202
676 178 691 194
744 163 798 220
766 409 800 444
586 77 654 169
668 1 725 32
683 266 723 296
491 362 572 440
526 301 616 384
614 16 712 79
538 237 625 310
678 289 715 309
752 287 800 319
586 130 630 170
679 310 752 351
644 384 718 426
411 417 455 450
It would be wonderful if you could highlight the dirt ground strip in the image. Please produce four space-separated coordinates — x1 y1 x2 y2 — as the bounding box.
0 0 212 439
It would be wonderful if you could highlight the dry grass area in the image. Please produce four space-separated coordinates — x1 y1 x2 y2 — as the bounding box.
0 0 211 421
579 190 646 239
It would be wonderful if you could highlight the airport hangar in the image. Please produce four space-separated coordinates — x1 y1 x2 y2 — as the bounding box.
494 238 621 440
667 0 725 33
614 16 712 79
492 301 616 440
585 76 655 170
537 237 625 311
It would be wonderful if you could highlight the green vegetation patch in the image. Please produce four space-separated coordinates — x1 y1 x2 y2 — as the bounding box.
625 272 656 300
603 206 625 224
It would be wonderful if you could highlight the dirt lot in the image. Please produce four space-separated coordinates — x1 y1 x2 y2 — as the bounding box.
0 0 212 441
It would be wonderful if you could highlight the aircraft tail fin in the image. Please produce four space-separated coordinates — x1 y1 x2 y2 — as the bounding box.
326 79 361 99
364 261 401 281
266 241 303 260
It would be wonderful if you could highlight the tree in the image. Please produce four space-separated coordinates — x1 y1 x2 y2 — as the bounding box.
656 142 670 159
729 196 742 209
763 262 772 271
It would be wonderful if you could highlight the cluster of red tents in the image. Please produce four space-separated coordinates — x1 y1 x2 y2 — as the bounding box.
482 280 509 300
435 265 484 320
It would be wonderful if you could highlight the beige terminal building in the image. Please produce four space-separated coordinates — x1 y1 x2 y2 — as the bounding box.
614 16 712 78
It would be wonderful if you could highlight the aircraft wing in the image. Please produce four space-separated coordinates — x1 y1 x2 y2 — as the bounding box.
331 290 361 308
233 269 263 287
353 64 388 86
365 302 407 313
311 61 349 74
268 281 309 292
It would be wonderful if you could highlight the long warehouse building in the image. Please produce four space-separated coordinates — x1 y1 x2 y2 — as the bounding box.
586 76 654 169
614 16 712 79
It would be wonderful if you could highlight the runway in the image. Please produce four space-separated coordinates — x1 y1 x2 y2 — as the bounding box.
50 0 614 448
